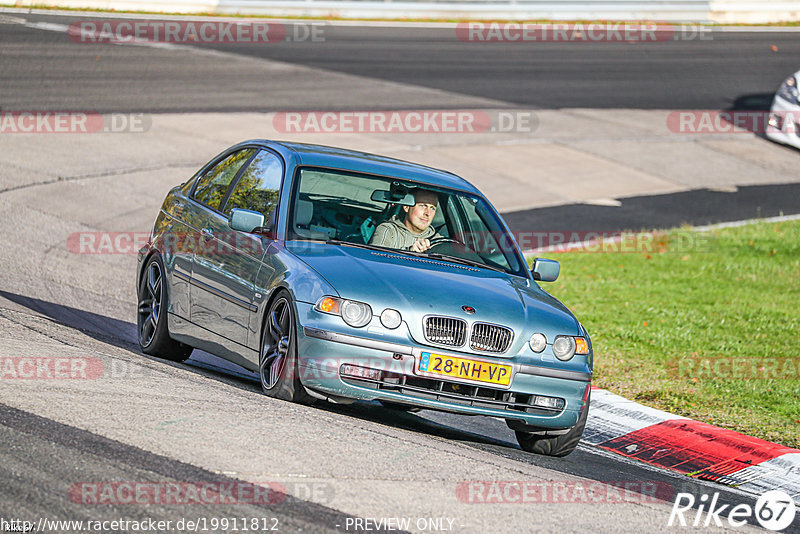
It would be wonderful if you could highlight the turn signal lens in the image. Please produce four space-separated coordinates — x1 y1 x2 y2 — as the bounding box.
316 296 341 314
575 337 589 355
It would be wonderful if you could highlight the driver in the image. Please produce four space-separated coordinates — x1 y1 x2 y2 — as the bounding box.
369 188 441 252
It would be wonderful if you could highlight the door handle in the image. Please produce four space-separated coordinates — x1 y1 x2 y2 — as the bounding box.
201 228 214 240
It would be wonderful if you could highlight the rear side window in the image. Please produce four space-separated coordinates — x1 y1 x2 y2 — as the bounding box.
223 150 283 219
193 149 256 210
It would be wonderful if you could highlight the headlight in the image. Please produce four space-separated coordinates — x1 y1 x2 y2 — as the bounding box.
529 333 547 353
340 300 373 327
777 75 799 105
315 296 373 328
380 308 402 329
552 335 590 361
552 336 576 361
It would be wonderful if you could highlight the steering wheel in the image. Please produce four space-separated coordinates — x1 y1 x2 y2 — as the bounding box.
428 237 463 249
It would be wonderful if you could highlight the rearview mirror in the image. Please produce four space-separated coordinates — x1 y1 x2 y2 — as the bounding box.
370 190 416 206
229 208 266 233
532 258 560 282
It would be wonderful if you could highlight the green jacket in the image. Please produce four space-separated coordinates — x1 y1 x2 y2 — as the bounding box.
369 215 439 250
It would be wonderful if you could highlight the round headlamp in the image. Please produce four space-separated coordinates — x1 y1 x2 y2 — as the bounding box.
380 308 402 329
529 333 547 353
553 336 577 361
340 300 372 328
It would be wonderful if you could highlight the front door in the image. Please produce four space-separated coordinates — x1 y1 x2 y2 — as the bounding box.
191 149 284 354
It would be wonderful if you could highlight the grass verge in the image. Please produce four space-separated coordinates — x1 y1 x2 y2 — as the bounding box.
537 219 800 448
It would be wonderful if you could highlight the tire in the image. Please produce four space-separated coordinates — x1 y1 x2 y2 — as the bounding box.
515 393 590 457
258 290 313 404
137 254 193 362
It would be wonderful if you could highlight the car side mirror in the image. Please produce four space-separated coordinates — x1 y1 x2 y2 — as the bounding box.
229 208 266 233
532 258 560 282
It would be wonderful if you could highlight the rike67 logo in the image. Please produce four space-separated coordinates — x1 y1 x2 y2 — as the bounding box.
668 490 796 531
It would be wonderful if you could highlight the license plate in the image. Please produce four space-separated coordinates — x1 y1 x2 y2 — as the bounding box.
417 352 512 386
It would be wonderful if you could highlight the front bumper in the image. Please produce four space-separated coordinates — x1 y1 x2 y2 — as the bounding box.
295 307 591 430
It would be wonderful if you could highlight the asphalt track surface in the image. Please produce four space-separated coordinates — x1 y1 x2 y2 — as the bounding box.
0 291 784 533
3 14 800 111
1 11 800 533
3 12 800 230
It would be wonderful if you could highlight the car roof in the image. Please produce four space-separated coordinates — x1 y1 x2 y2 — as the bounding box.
251 140 482 195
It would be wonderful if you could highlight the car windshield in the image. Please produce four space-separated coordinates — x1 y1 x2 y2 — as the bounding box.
289 167 527 277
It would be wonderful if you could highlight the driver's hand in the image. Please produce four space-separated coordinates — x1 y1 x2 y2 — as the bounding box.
410 238 431 253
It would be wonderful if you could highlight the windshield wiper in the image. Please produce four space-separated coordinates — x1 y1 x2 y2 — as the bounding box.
326 238 383 251
426 252 506 273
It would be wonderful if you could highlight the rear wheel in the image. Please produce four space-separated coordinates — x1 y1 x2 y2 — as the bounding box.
515 394 589 457
137 254 193 362
259 291 313 404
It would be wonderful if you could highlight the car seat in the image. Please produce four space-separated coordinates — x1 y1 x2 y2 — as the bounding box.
294 199 330 240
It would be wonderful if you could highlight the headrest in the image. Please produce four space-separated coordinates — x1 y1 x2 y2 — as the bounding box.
295 199 313 226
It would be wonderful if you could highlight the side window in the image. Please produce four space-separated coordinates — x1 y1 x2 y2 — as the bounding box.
193 149 256 210
455 195 521 273
222 150 283 221
430 194 450 237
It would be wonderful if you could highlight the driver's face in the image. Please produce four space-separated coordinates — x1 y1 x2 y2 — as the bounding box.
403 192 438 234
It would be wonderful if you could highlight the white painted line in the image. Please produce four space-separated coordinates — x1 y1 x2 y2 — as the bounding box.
5 7 800 31
7 15 308 61
0 6 462 27
693 212 800 232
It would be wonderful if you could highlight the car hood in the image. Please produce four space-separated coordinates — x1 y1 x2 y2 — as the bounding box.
287 242 580 342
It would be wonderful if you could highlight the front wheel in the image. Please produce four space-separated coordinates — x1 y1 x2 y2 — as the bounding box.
137 254 193 362
515 394 589 457
258 291 313 404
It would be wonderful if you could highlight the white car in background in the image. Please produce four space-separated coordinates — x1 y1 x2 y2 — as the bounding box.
767 70 800 149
